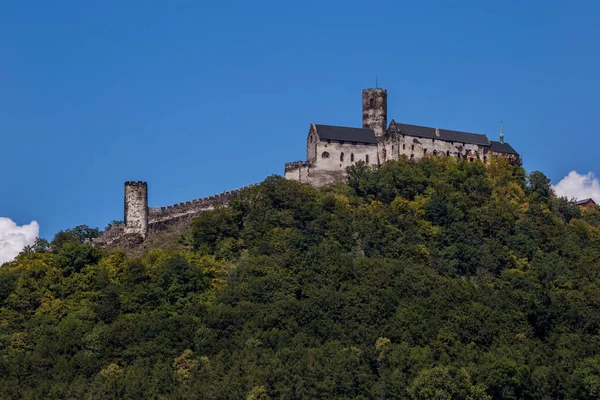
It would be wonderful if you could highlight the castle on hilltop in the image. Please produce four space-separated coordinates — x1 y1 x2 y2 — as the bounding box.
284 87 520 187
94 87 520 246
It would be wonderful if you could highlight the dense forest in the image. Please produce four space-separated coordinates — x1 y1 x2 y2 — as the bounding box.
2 156 600 399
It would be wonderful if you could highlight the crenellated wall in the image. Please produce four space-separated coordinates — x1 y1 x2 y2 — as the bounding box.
148 184 258 226
284 161 311 183
93 183 259 248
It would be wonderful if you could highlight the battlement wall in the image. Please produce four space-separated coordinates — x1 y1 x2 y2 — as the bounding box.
284 160 311 173
362 88 387 94
284 160 312 183
148 183 259 225
93 183 259 248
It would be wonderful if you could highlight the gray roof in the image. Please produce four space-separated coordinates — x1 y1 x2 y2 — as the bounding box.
576 198 596 205
393 122 491 146
315 124 377 145
490 141 518 155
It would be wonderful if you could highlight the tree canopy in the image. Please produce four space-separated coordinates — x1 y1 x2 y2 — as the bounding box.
2 156 600 399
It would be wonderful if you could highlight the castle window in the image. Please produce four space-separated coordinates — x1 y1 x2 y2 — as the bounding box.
447 150 450 156
322 152 330 158
410 154 414 160
366 154 369 163
403 144 406 150
424 149 427 155
310 136 313 143
484 156 487 162
433 150 437 156
340 152 344 162
369 98 374 107
411 145 414 150
351 153 354 162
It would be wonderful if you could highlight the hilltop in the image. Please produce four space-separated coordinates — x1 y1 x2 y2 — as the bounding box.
2 156 600 399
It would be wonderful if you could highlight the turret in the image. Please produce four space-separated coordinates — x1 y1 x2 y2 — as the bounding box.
124 181 148 238
362 88 387 138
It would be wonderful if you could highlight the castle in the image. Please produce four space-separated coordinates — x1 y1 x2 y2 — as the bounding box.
94 87 520 246
285 88 519 187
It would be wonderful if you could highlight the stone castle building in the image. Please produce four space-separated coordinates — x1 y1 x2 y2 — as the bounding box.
284 87 520 187
95 86 520 245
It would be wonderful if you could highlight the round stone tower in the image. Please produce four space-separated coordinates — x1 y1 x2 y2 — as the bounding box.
362 88 387 138
124 181 148 238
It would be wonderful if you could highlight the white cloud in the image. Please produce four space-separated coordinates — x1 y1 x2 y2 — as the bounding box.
553 171 600 202
0 218 39 265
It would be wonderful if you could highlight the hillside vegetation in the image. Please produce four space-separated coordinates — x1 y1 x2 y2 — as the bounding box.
2 157 600 399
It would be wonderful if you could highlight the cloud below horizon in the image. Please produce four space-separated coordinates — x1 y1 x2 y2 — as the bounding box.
553 171 600 202
0 218 39 265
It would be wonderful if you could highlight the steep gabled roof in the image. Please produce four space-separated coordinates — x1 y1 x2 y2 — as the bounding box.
576 198 596 206
390 121 490 146
314 124 377 144
490 141 518 155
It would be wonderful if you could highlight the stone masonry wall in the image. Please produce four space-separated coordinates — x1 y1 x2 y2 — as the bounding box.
285 139 378 187
124 181 148 238
93 183 259 248
148 184 258 226
362 88 387 138
382 134 489 163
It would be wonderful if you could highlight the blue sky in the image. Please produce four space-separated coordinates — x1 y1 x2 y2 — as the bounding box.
1 0 599 242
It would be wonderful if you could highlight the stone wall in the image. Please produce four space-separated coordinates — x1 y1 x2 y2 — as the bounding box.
382 134 489 163
362 88 387 138
124 181 148 238
93 183 258 248
148 184 258 226
284 161 311 183
285 137 379 186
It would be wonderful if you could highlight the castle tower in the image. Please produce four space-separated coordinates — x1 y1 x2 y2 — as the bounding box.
124 181 148 238
362 88 387 138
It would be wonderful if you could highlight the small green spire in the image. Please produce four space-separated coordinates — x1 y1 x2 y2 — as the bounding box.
500 120 505 144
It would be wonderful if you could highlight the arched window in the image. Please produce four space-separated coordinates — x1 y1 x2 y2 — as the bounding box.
310 136 313 143
403 144 406 150
447 150 450 156
424 149 427 155
411 145 414 150
322 152 330 158
351 153 354 162
340 152 344 162
366 154 370 163
369 98 374 107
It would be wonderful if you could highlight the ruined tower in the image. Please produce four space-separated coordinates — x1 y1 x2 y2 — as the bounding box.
124 181 148 238
362 88 387 138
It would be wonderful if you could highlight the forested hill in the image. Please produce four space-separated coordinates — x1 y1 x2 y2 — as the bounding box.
3 157 600 399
